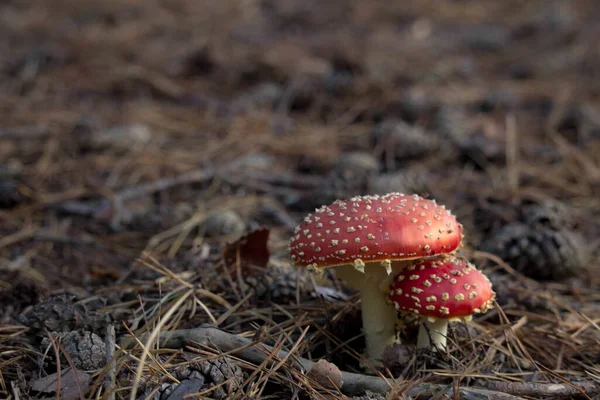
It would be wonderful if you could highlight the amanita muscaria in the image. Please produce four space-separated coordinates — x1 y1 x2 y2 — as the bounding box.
289 193 463 362
387 256 494 350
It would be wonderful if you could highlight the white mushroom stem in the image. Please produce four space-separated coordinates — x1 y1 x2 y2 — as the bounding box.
336 260 405 364
417 318 448 351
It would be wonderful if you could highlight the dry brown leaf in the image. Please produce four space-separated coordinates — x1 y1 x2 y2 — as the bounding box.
30 367 90 400
223 227 270 278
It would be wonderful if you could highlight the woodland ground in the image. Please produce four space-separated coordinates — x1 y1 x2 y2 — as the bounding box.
0 1 599 399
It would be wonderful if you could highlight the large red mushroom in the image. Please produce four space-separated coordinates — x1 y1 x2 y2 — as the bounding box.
289 193 463 362
387 256 494 350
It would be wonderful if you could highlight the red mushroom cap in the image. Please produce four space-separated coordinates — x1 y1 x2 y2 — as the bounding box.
290 193 462 269
387 256 494 318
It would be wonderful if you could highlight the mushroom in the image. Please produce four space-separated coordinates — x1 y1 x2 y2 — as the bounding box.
289 193 463 363
387 256 494 351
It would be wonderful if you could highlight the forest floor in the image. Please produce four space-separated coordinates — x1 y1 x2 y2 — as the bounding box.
0 0 599 399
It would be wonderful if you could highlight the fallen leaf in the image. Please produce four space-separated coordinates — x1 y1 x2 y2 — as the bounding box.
223 227 270 278
90 265 121 280
30 367 90 400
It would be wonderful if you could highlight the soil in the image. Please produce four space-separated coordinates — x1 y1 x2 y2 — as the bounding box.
1 1 599 399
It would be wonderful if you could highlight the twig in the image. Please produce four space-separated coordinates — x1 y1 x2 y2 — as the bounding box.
505 114 519 197
45 331 62 400
150 326 534 398
152 326 388 395
105 325 116 400
11 381 22 400
409 384 525 399
487 381 599 399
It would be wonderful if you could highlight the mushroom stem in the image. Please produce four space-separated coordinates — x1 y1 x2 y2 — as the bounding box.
417 318 448 350
336 261 405 364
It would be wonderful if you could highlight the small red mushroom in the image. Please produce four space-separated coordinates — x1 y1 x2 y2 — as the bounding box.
387 256 494 350
290 193 463 362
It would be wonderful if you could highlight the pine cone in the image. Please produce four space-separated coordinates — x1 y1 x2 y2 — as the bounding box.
197 357 245 399
244 263 314 303
472 197 573 239
172 357 244 399
243 273 273 299
269 267 314 303
139 380 202 400
480 223 587 281
41 330 106 370
352 390 387 400
486 271 550 310
520 201 574 230
16 294 112 339
151 383 177 400
160 371 205 400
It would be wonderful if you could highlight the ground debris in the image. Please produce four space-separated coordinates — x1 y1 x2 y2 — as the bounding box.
0 178 23 208
41 330 106 370
30 367 91 400
307 359 343 390
79 123 152 152
203 210 247 239
520 200 576 230
244 262 315 303
194 357 245 399
373 119 441 163
0 276 47 324
432 106 472 142
231 82 284 112
296 153 380 209
486 271 550 311
486 380 600 398
481 223 587 280
350 390 386 400
472 196 576 237
222 227 271 279
16 294 112 338
382 343 414 375
313 170 372 208
455 132 507 166
335 152 381 176
164 377 206 400
368 170 432 198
